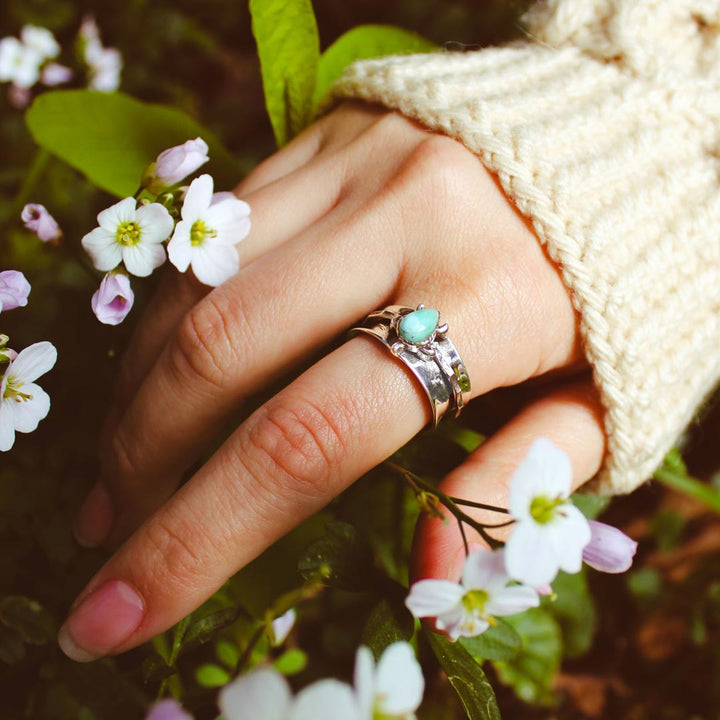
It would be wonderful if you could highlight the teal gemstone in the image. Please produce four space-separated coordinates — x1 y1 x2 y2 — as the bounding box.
398 308 440 344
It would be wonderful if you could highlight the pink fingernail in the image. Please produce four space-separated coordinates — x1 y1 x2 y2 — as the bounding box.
58 580 145 662
74 482 114 548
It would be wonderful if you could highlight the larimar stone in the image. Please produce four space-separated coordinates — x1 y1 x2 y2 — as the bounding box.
398 308 440 343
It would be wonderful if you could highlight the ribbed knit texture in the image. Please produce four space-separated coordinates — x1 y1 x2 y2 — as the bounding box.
331 0 720 495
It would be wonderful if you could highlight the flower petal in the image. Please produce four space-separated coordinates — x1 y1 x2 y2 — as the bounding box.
486 584 539 617
353 646 374 720
136 203 174 244
10 384 50 433
97 197 136 231
290 680 359 720
181 174 213 222
189 244 239 287
461 550 508 591
549 504 592 575
122 241 166 277
205 197 251 245
0 402 16 452
82 227 123 271
9 342 57 383
505 520 560 586
218 667 291 720
405 579 464 619
374 642 424 716
583 520 638 573
167 221 193 272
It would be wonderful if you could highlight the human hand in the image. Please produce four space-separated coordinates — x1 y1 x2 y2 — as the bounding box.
62 102 606 661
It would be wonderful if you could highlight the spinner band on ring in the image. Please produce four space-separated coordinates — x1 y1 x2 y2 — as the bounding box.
350 304 471 428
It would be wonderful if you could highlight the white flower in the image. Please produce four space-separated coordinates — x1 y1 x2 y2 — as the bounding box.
582 520 637 574
504 438 592 587
0 341 57 451
270 608 296 646
82 197 173 277
168 174 250 286
20 25 60 62
219 666 359 720
80 16 122 92
0 36 42 88
354 643 424 720
0 270 31 313
406 550 539 641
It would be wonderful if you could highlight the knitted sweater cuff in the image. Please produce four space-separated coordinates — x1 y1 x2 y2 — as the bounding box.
331 44 720 495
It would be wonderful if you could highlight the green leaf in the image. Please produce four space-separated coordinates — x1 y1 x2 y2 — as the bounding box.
314 25 437 107
273 648 308 675
492 608 562 706
182 606 244 650
26 90 240 198
250 0 320 147
570 492 609 520
298 521 379 591
0 625 26 665
216 640 240 669
542 571 597 658
195 663 231 688
360 596 415 659
0 595 56 645
426 631 501 720
141 654 176 683
459 619 522 662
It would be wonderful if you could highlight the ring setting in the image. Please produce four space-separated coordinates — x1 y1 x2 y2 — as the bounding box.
351 304 471 427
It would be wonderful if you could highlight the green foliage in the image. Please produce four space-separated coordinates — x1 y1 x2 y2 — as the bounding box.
25 91 239 197
249 0 320 147
426 631 501 720
459 619 522 662
360 596 415 659
313 24 436 106
493 609 562 706
0 595 56 645
195 663 231 688
273 648 307 675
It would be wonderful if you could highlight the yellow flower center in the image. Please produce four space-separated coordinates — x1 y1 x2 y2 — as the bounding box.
190 220 217 246
530 495 564 524
116 221 141 246
3 376 32 403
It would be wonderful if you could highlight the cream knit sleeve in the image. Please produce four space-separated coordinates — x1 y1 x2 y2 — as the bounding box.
331 0 720 496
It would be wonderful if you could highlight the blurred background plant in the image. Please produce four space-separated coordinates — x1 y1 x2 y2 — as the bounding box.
2 0 720 718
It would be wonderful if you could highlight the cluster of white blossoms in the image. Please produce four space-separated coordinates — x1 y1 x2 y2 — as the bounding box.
146 642 424 720
81 138 250 325
0 272 57 452
406 438 638 640
0 17 121 108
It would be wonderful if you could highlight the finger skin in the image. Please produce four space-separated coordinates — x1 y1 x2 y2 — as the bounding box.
412 376 606 582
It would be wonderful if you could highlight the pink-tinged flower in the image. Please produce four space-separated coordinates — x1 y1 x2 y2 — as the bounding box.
0 341 57 451
583 520 638 574
149 138 209 190
91 273 134 325
41 62 72 86
82 197 173 277
504 438 592 587
354 642 424 720
79 17 121 92
0 271 31 313
21 204 62 244
145 699 193 720
168 174 250 286
270 608 296 646
406 550 539 641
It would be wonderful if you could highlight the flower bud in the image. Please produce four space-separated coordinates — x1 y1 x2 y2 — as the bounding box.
21 203 62 244
91 273 134 325
146 138 209 192
0 270 31 313
582 520 637 574
41 62 73 86
270 608 296 646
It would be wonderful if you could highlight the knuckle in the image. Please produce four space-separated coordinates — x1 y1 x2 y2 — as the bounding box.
243 399 349 501
109 428 142 486
172 295 241 389
399 135 472 197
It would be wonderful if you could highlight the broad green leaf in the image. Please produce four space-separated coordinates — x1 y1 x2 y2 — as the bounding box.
141 654 176 683
493 608 562 706
26 90 240 198
543 571 596 658
250 0 320 147
314 25 436 107
0 595 55 645
273 648 308 675
361 596 415 659
298 521 379 591
426 631 501 720
459 619 522 662
195 663 231 688
182 607 245 650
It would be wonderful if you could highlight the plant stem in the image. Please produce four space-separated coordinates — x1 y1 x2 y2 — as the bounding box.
654 467 720 515
450 497 509 514
235 624 265 676
13 148 50 211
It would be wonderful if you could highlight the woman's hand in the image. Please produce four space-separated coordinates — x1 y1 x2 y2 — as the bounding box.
62 103 606 661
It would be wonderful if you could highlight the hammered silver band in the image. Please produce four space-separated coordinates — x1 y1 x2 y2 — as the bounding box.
350 304 471 427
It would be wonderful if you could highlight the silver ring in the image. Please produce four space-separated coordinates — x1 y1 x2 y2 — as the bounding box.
350 304 471 428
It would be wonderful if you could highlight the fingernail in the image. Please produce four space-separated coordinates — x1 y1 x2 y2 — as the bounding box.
74 482 114 547
58 580 145 662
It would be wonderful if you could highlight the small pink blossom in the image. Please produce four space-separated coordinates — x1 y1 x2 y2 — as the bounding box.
41 62 73 86
21 204 62 244
91 273 134 325
150 137 209 190
145 699 193 720
0 271 31 313
583 520 638 574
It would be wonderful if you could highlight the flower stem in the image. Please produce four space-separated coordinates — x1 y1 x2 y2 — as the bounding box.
654 467 720 515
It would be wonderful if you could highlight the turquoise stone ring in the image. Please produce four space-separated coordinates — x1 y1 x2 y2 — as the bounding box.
350 304 471 427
